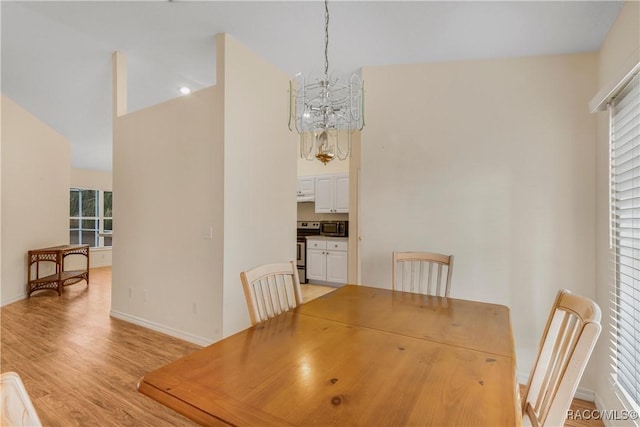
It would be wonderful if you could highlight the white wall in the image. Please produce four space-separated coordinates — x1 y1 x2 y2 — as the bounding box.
70 168 113 268
112 33 295 343
113 84 224 345
593 1 640 422
71 168 112 191
220 34 297 337
360 53 598 389
1 95 70 305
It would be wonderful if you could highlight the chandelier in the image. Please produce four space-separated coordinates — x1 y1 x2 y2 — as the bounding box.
288 0 364 164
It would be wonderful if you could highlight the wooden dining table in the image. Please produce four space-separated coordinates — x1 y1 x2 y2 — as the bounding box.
138 285 521 426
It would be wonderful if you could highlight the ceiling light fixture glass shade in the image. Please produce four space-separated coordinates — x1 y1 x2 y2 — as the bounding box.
288 0 364 165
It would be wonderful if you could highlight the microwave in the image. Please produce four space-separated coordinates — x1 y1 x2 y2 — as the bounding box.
320 221 348 237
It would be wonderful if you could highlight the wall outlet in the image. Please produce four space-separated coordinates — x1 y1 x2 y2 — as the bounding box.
202 226 213 240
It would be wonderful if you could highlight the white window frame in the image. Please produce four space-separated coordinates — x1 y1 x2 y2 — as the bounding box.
70 188 112 248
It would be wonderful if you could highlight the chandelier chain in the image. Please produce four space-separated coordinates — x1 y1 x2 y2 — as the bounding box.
324 0 329 78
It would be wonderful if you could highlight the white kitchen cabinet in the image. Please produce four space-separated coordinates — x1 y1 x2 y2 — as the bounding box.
306 249 326 282
297 176 315 202
306 238 348 285
326 250 348 284
314 173 349 213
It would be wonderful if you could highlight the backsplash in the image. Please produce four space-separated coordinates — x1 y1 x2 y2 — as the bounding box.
297 202 349 221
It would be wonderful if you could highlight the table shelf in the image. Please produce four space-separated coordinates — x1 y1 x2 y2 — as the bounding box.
27 245 89 296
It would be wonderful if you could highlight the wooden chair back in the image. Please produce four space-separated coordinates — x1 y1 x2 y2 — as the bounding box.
392 252 454 297
240 261 303 326
522 289 601 427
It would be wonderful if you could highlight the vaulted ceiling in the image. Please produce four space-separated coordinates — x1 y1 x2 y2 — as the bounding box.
1 1 623 171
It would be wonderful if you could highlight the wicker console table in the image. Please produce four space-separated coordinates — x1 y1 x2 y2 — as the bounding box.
27 245 90 296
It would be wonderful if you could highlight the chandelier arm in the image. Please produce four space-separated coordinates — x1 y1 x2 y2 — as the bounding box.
336 130 351 160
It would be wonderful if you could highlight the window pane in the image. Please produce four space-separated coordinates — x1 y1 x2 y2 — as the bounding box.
81 219 97 230
70 189 80 217
104 191 112 217
69 188 113 249
81 190 98 217
80 231 96 246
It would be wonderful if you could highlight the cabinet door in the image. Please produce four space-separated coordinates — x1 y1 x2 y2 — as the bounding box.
314 176 333 213
306 249 327 282
334 174 349 213
326 250 348 284
297 177 315 196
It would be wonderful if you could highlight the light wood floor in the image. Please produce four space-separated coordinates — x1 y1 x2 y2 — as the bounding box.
301 283 337 302
1 267 202 426
1 268 602 426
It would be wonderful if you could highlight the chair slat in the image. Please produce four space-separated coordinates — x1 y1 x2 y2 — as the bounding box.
241 261 302 326
392 252 454 297
522 289 601 427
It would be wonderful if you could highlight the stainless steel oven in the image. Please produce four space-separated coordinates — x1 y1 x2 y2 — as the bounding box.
296 221 320 284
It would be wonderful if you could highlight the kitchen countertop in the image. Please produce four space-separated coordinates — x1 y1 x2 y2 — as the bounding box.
305 235 348 241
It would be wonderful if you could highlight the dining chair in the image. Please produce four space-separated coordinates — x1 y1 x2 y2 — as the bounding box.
521 289 601 427
392 252 454 297
0 371 42 427
240 260 303 326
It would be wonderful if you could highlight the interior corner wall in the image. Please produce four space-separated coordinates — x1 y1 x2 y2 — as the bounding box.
593 0 639 417
1 95 70 305
360 53 598 389
220 34 297 337
112 85 224 345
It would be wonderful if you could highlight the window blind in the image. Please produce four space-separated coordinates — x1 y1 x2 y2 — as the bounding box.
610 71 640 412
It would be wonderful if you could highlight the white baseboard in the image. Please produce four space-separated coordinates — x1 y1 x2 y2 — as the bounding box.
517 371 595 402
110 310 213 347
594 393 615 427
1 292 27 307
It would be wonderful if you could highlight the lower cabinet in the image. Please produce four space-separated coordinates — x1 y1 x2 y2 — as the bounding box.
306 238 348 285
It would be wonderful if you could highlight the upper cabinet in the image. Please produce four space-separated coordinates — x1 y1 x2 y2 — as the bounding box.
297 177 315 202
315 173 349 213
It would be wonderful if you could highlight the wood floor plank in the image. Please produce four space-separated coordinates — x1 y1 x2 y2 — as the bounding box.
1 268 604 426
1 267 202 427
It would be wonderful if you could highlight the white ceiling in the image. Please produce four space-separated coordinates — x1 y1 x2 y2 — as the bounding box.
1 1 623 171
